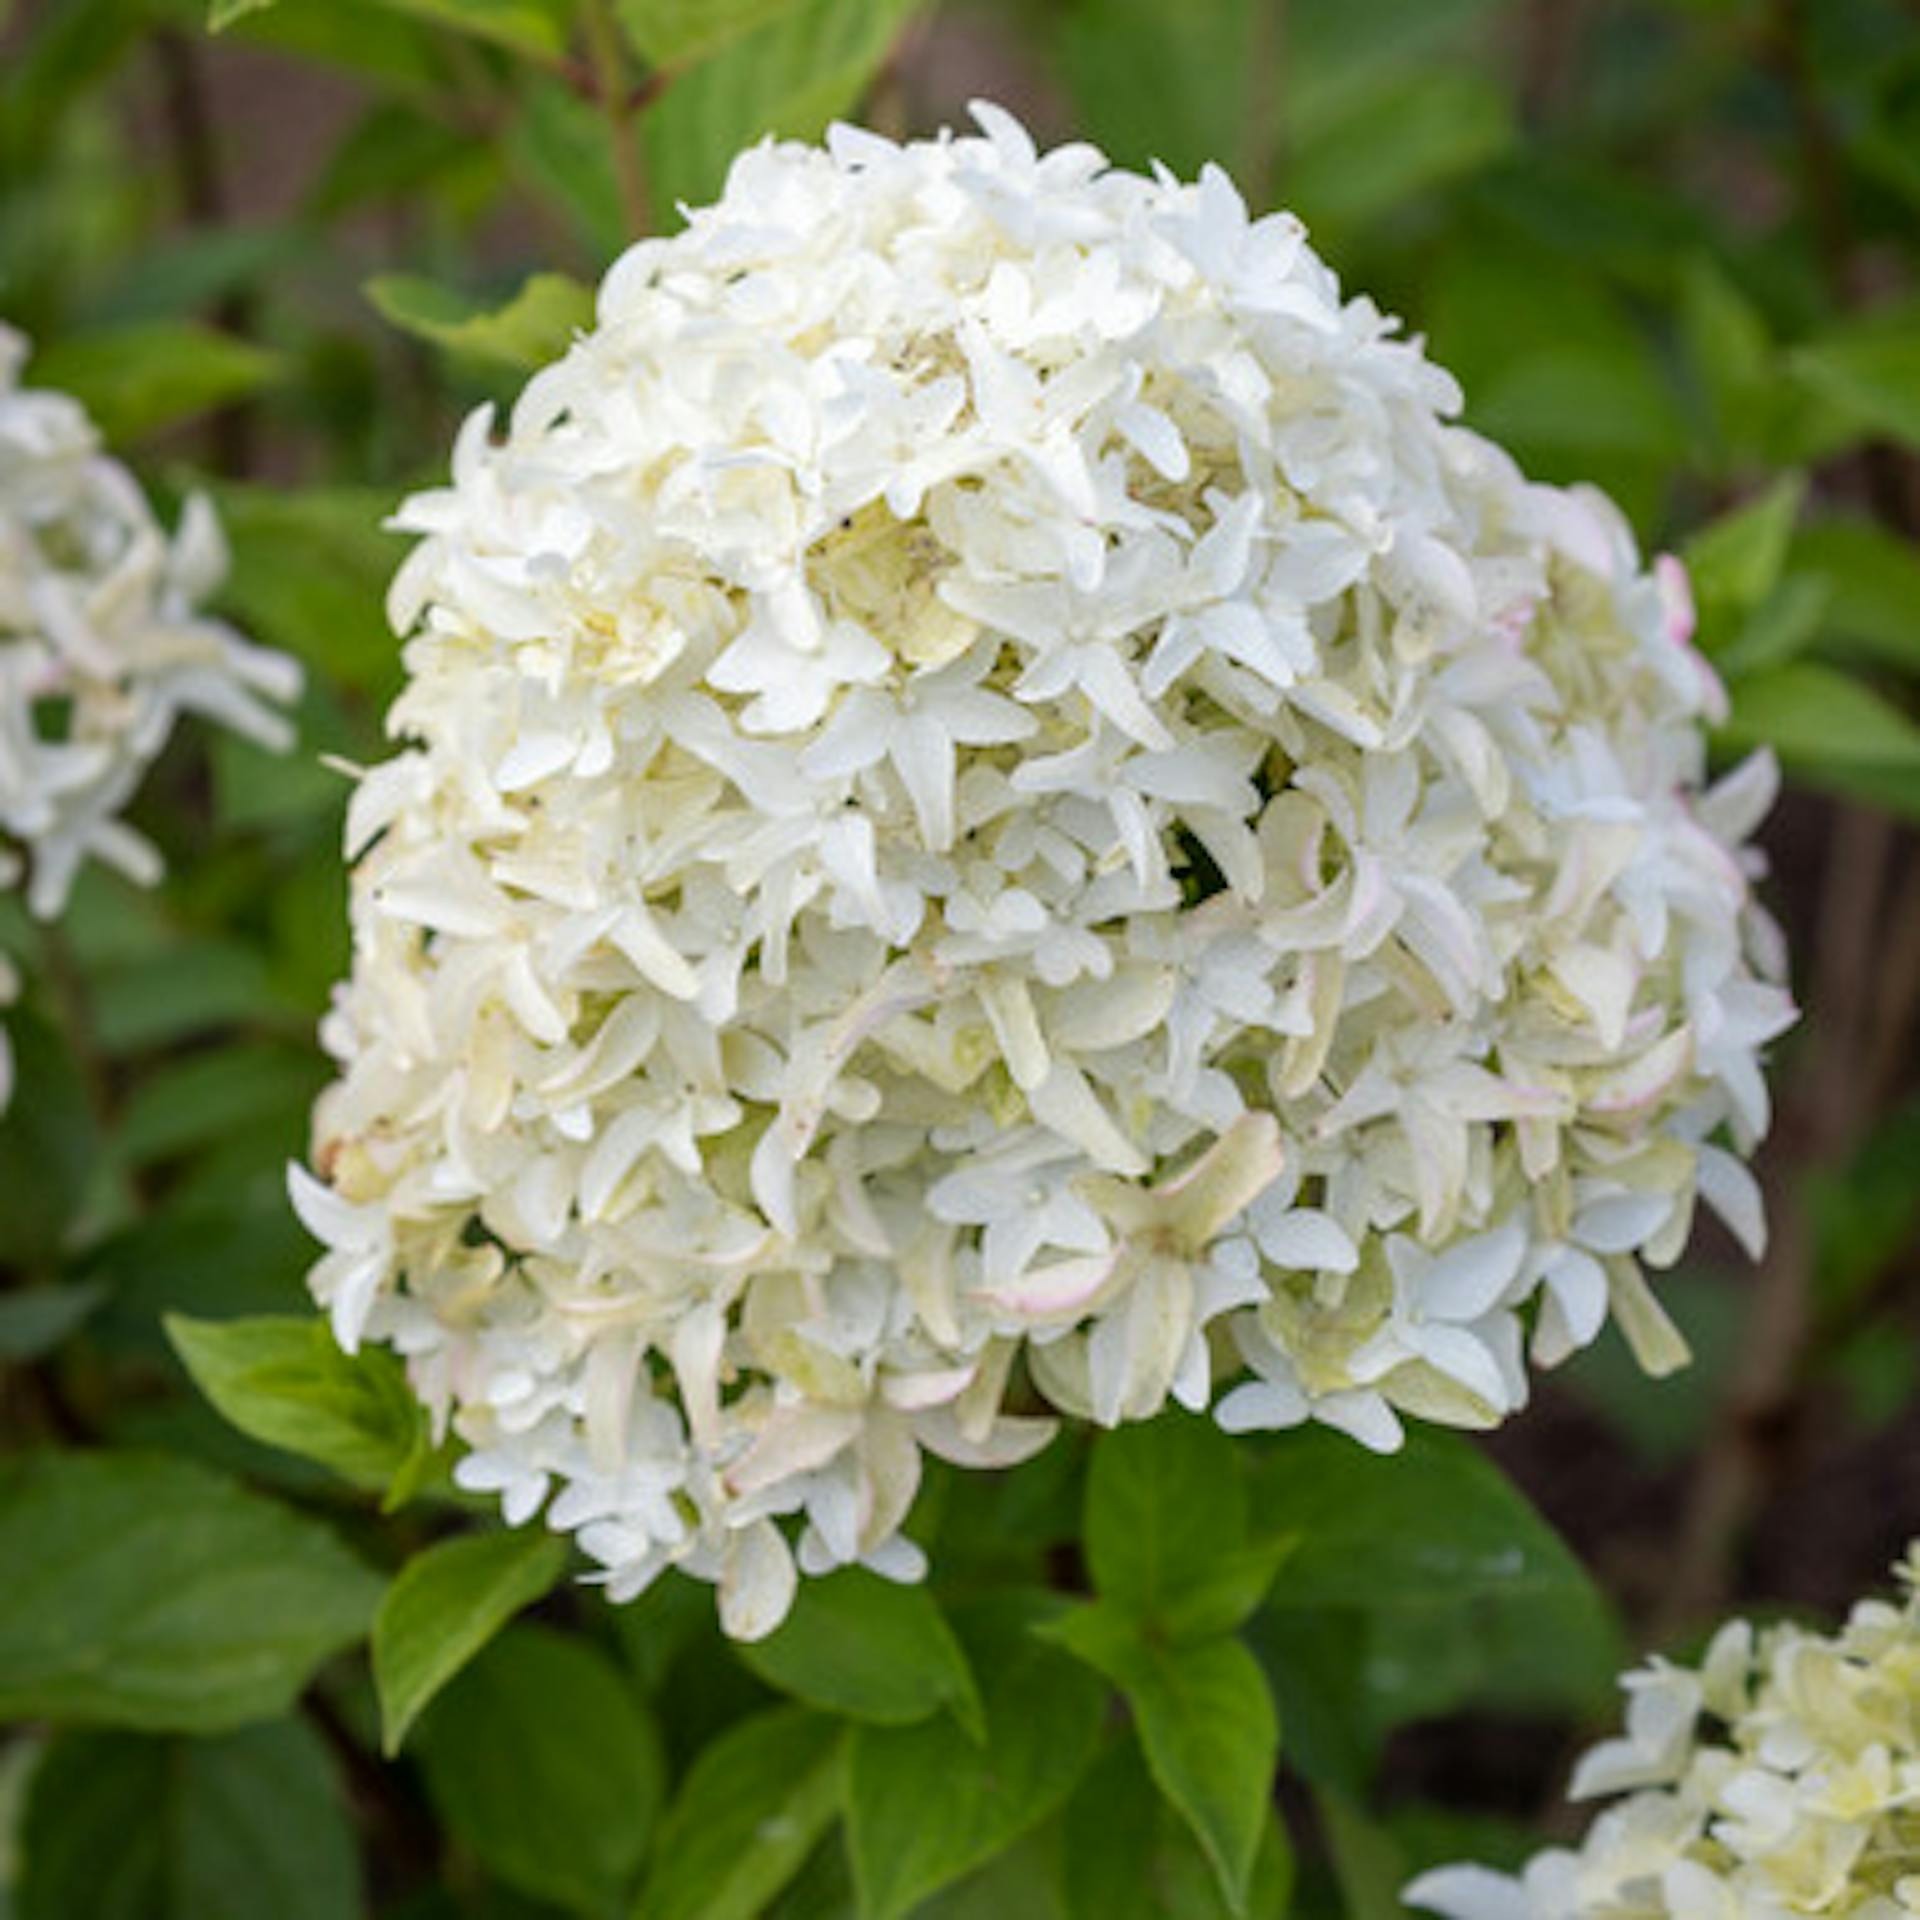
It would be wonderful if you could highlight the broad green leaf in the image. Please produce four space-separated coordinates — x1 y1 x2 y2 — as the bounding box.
90 942 291 1055
1721 662 1920 775
1679 254 1777 464
740 1568 983 1738
511 76 629 259
119 1048 320 1169
1085 1414 1284 1636
617 0 799 63
1795 302 1920 452
208 0 277 31
373 1528 569 1754
165 1313 430 1494
366 271 594 369
1043 1608 1277 1915
1287 0 1505 144
418 1624 664 1915
1790 518 1920 673
1060 1738 1293 1920
0 1008 98 1267
18 1720 360 1920
1056 0 1257 187
1358 1579 1623 1730
1315 1791 1406 1920
370 0 572 59
212 481 403 693
1684 473 1805 640
845 1594 1106 1920
636 1706 844 1920
1714 573 1829 678
1289 68 1513 235
644 0 917 217
29 323 283 443
1253 1428 1591 1610
0 1281 106 1361
0 1452 381 1733
909 1830 1067 1920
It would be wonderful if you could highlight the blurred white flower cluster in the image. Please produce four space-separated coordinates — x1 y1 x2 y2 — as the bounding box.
1409 1545 1920 1918
0 325 301 1108
295 106 1791 1636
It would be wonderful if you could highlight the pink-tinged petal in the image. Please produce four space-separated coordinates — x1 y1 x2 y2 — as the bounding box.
977 1251 1121 1320
879 1364 977 1412
1587 1027 1694 1118
727 1404 862 1496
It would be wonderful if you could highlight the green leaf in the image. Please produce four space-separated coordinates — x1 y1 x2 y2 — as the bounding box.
636 1706 845 1920
373 1528 569 1755
28 323 283 443
0 1008 99 1267
1252 1428 1592 1610
119 1048 320 1169
212 481 404 693
1684 474 1806 641
1795 301 1920 452
0 1281 107 1361
1059 1738 1293 1920
369 0 573 59
740 1567 983 1739
617 0 799 63
510 76 629 259
845 1594 1107 1920
1790 517 1920 674
208 0 277 28
18 1720 360 1920
165 1313 431 1495
1679 254 1777 465
1315 1790 1407 1920
1084 1414 1285 1637
418 1624 665 1915
1056 0 1257 187
366 271 595 369
90 941 291 1055
0 1451 381 1733
1043 1608 1278 1916
644 0 917 217
1721 662 1920 771
1289 67 1513 235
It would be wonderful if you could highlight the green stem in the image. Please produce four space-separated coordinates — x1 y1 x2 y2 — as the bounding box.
581 0 650 238
1241 0 1286 206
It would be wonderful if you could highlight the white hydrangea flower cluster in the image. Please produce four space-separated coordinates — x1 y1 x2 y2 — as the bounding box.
0 325 302 1108
1409 1546 1920 1919
293 106 1791 1637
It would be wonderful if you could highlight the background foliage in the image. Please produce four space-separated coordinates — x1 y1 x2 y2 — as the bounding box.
2 0 1918 1913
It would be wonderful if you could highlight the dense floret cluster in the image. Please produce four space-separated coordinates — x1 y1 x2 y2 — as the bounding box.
294 107 1791 1636
1409 1546 1920 1917
0 325 300 1108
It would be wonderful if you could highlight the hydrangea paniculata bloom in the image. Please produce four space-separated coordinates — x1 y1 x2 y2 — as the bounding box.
293 107 1792 1635
0 325 301 1109
1408 1545 1920 1917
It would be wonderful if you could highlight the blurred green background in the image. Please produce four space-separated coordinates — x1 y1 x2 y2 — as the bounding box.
2 0 1919 1913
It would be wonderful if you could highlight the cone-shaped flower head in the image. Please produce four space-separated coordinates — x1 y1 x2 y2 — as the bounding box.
295 106 1791 1636
1409 1546 1920 1917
